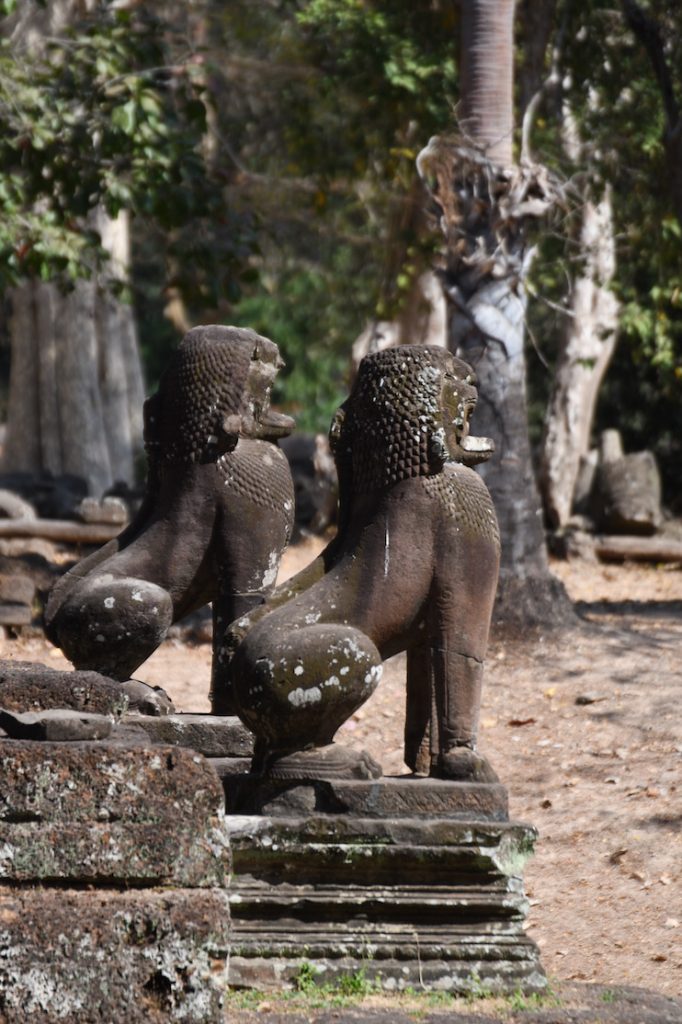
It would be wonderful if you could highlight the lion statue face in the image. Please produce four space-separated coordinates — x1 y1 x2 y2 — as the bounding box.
330 345 493 491
144 326 294 463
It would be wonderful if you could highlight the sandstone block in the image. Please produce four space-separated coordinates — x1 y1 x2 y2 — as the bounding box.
0 887 230 1024
0 741 230 886
0 741 224 825
0 709 112 742
0 660 126 715
127 712 253 757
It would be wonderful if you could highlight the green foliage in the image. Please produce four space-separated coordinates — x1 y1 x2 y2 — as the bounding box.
524 0 682 498
463 968 494 1003
0 2 255 303
507 984 561 1012
336 967 376 997
230 245 374 432
294 960 319 993
2 0 680 500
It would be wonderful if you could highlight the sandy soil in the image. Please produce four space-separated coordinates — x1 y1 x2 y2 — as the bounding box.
4 542 681 997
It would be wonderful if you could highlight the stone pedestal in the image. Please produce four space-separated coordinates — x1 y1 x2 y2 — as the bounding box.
0 738 231 1023
223 775 545 995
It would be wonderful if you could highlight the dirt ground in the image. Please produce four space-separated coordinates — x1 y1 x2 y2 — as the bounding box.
4 540 681 999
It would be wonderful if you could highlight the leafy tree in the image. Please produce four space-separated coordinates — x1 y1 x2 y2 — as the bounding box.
0 0 257 490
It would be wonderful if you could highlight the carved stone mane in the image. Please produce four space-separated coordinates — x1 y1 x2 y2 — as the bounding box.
144 326 266 465
331 346 479 493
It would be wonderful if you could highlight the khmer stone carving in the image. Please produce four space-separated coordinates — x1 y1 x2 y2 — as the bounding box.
45 325 295 699
220 344 500 781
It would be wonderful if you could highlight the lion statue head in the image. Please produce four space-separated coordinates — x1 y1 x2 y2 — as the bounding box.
330 345 493 493
144 325 294 464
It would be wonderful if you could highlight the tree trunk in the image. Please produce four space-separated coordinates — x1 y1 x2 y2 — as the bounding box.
539 189 619 528
459 0 515 165
424 0 572 628
2 1 145 495
351 270 447 370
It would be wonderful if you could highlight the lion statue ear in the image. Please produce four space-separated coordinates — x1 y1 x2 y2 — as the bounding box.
143 392 161 446
218 413 242 452
428 425 449 473
328 404 347 454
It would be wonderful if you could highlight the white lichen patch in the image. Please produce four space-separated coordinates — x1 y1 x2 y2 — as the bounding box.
287 686 322 707
364 665 383 685
304 611 321 625
103 597 115 610
293 665 305 677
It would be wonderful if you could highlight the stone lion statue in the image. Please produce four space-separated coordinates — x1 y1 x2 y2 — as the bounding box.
220 344 500 780
45 325 295 702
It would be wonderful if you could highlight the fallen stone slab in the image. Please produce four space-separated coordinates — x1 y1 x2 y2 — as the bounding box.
595 534 682 563
0 517 122 543
0 659 127 715
127 712 254 758
0 573 35 605
77 495 128 525
0 886 230 1024
0 708 113 741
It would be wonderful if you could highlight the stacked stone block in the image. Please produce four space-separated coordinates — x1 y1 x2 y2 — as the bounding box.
0 663 232 1024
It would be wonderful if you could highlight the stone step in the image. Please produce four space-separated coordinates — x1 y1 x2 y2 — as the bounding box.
223 772 508 819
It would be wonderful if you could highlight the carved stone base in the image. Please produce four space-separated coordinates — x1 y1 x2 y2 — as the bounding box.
225 779 545 995
259 743 382 781
222 772 508 820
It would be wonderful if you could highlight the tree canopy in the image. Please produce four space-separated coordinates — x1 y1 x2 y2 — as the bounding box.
0 0 680 494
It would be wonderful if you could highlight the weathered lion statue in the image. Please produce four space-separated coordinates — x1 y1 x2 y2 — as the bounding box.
45 325 295 704
220 344 501 780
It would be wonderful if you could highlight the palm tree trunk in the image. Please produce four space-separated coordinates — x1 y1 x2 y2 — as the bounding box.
419 0 574 627
460 0 515 165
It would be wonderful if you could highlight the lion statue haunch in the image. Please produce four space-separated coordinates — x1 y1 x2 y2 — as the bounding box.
220 344 501 781
45 325 295 700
